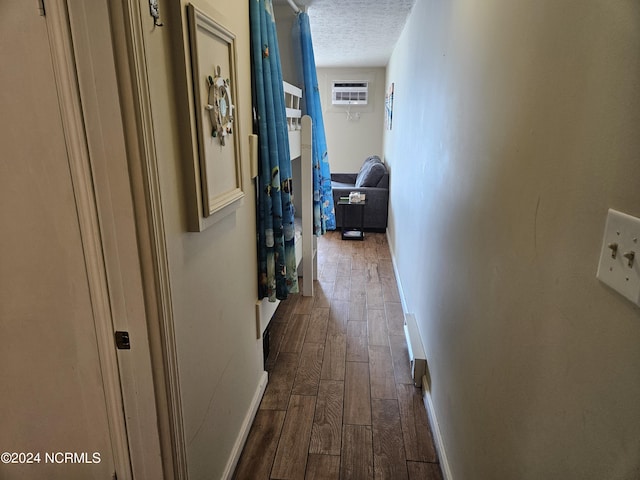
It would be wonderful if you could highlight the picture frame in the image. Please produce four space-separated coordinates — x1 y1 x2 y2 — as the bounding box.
186 4 243 223
385 82 394 130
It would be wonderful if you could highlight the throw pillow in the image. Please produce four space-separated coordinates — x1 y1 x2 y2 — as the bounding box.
355 156 386 187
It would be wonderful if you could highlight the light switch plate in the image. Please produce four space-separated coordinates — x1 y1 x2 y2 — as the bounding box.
596 209 640 305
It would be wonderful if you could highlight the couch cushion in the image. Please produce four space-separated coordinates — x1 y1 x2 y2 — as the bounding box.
355 156 386 187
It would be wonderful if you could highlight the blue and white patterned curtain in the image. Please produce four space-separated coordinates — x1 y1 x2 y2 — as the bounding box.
293 12 336 234
250 0 298 301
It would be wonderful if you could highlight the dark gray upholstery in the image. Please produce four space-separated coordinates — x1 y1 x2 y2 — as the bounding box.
355 156 387 187
331 156 389 231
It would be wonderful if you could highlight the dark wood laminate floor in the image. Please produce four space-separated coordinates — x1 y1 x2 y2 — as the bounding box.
234 232 443 480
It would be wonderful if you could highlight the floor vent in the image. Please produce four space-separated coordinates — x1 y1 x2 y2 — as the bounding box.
404 313 427 388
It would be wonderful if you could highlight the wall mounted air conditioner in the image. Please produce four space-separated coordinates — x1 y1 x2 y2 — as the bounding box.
331 80 369 105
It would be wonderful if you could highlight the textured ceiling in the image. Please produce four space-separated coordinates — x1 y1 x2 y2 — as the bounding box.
275 0 416 67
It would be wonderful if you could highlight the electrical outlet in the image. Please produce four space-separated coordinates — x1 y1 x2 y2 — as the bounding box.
596 209 640 305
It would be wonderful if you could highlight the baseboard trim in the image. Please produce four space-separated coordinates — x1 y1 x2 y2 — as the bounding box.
385 230 409 314
222 371 268 480
386 230 453 480
422 377 453 480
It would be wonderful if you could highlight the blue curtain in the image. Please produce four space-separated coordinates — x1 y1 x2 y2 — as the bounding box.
293 12 336 234
250 0 298 301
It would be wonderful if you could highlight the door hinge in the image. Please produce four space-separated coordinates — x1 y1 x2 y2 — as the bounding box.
37 0 46 16
115 331 131 350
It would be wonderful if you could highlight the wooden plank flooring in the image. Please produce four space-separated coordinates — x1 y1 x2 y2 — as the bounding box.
372 399 408 480
344 361 372 425
341 425 373 479
271 394 317 479
309 380 343 455
233 232 443 480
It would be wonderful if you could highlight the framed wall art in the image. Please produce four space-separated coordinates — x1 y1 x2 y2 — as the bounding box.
186 4 243 227
385 82 394 130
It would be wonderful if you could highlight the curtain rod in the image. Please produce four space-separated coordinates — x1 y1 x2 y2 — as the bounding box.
287 0 301 13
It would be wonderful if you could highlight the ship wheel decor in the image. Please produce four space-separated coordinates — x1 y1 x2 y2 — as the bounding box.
184 4 244 229
205 65 234 145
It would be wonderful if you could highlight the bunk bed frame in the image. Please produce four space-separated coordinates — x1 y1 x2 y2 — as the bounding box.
256 81 317 338
284 81 317 298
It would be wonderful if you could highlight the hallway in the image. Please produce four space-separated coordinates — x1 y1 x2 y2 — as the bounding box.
234 232 443 479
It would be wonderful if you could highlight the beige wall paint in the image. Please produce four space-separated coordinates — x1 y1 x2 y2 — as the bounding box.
139 0 264 477
0 4 118 478
385 0 640 479
2 1 170 478
318 67 386 173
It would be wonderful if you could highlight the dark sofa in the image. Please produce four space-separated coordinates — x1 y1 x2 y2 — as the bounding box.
331 156 389 231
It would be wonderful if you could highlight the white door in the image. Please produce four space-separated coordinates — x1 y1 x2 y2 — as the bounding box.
0 1 126 479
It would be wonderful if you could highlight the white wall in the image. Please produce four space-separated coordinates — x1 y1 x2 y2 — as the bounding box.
141 1 265 478
318 67 386 173
385 1 640 479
